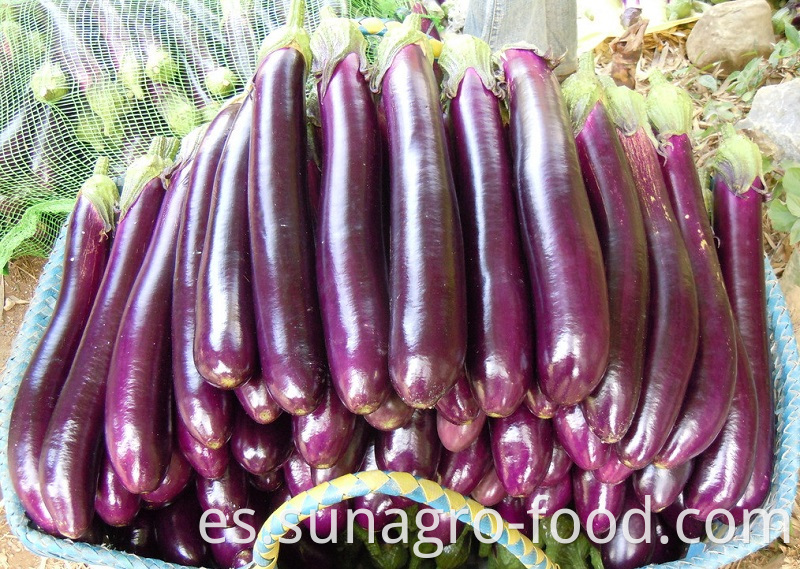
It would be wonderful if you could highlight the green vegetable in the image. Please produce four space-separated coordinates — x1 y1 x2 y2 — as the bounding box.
145 47 178 83
204 66 237 97
30 61 69 104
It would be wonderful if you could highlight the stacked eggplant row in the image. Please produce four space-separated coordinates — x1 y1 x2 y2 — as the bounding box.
8 7 773 569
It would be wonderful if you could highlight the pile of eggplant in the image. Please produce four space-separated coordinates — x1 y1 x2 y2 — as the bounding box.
7 0 774 567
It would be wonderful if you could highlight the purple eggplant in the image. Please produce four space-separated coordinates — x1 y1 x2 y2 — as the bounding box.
352 441 401 533
312 420 371 485
524 382 558 420
491 405 553 497
606 85 699 470
439 35 533 418
249 13 326 416
154 491 210 566
502 47 609 406
312 22 392 416
105 157 196 494
471 466 506 507
293 386 356 469
648 72 737 468
177 415 229 480
250 470 284 493
196 461 249 527
593 453 634 485
660 493 705 540
437 410 486 454
9 168 116 535
373 20 467 408
195 96 257 390
601 493 656 569
39 163 165 539
95 451 141 528
283 450 348 538
712 129 773 523
562 62 649 443
435 369 481 425
111 511 157 557
684 332 758 521
173 102 238 447
633 462 693 513
232 407 293 475
540 443 573 488
376 409 440 479
364 390 415 432
235 370 283 425
525 476 573 518
573 468 626 536
554 405 611 471
416 507 464 546
207 519 264 569
437 428 491 495
651 514 689 564
141 447 194 509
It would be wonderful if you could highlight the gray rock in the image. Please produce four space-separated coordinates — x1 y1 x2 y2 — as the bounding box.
686 0 774 74
738 79 800 163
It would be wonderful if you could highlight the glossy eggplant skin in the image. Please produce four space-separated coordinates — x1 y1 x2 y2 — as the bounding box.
616 128 699 470
524 382 558 420
593 453 635 485
502 48 610 406
435 369 481 425
437 428 491 495
540 443 573 488
9 195 111 534
490 405 553 497
312 420 370 485
195 461 248 526
141 448 193 509
554 405 611 471
234 368 283 425
111 511 157 557
632 461 693 513
450 68 533 419
173 103 238 446
471 466 505 507
437 410 486 453
283 450 347 537
572 468 626 536
232 409 292 476
39 180 164 539
317 52 391 416
376 409 440 479
106 167 193 494
95 451 141 528
525 476 572 518
660 493 705 540
195 97 257 390
577 103 649 443
364 390 414 432
293 385 357 469
250 47 326 415
655 133 737 467
250 469 284 493
651 515 689 564
382 43 467 408
601 493 656 569
176 415 229 479
154 491 210 566
714 178 773 523
684 331 758 520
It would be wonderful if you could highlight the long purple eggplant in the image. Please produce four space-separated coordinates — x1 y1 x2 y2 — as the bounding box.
173 102 238 446
283 450 347 538
660 493 705 540
437 410 486 453
632 462 693 513
573 468 626 536
471 466 505 507
196 461 249 526
195 96 257 390
312 420 371 485
540 443 573 488
141 447 194 509
235 369 283 425
95 451 141 528
177 415 229 479
435 369 481 425
502 47 609 406
352 441 401 533
111 511 157 557
524 382 558 420
376 409 440 479
372 17 467 408
232 410 293 475
105 143 200 494
250 469 284 493
562 60 649 443
38 157 167 539
437 427 491 495
439 35 533 418
684 332 758 520
601 492 656 569
249 6 326 416
293 385 357 469
606 85 699 470
712 129 773 523
154 491 210 566
207 519 264 569
554 405 611 471
648 72 737 468
525 476 572 518
651 514 689 564
312 19 392 415
364 390 414 431
8 164 116 535
490 405 553 497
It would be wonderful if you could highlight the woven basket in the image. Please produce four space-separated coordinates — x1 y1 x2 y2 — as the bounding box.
2 226 799 569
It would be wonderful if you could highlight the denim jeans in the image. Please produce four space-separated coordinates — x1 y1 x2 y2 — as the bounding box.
463 0 578 76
